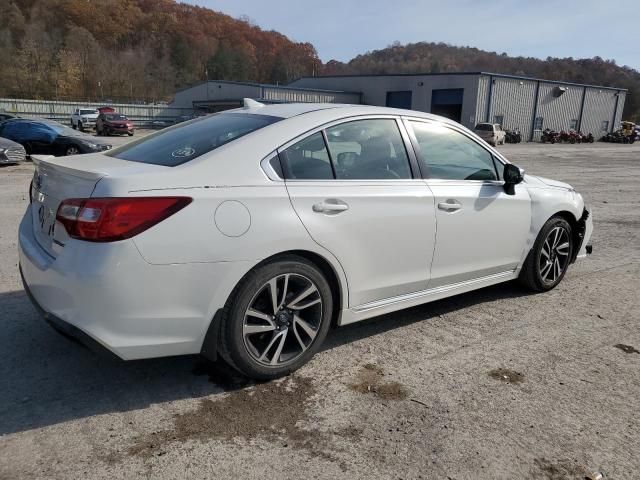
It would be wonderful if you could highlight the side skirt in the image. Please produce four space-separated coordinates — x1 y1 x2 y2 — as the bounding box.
338 270 518 326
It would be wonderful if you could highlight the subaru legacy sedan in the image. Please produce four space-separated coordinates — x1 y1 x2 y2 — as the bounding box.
19 101 593 379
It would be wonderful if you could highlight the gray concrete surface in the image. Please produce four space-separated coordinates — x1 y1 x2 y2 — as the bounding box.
0 142 639 480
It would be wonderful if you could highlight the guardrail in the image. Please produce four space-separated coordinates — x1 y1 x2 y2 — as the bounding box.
0 98 196 128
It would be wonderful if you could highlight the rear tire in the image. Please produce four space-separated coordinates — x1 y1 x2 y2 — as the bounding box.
219 256 333 380
519 217 573 292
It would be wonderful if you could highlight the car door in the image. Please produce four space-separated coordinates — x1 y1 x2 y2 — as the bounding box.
281 117 437 308
406 119 531 288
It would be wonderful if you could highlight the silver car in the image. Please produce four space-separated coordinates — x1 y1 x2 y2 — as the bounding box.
0 136 26 164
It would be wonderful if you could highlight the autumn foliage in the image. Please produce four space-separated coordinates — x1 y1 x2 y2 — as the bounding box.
0 0 320 102
0 1 638 121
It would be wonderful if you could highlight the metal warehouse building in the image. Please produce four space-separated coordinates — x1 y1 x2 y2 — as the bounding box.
170 73 626 142
290 72 627 141
170 80 361 112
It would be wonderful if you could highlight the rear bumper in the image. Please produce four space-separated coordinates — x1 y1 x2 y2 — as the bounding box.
20 266 120 360
18 205 248 360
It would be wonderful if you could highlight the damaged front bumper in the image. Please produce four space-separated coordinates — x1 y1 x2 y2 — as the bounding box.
572 207 593 262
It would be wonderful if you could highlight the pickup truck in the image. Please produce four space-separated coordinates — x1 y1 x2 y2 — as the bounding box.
71 107 99 131
474 122 506 146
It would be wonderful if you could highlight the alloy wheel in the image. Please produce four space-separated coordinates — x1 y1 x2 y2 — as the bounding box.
242 273 323 366
539 226 570 284
66 146 80 156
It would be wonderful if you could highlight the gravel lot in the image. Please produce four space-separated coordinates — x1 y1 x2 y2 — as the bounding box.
1 142 639 480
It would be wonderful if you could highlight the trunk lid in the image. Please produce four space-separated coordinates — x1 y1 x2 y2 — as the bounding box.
29 153 166 257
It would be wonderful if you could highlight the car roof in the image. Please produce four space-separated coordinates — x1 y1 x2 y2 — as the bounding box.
236 102 458 125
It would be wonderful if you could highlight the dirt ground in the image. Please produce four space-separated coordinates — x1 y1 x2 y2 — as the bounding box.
0 142 639 480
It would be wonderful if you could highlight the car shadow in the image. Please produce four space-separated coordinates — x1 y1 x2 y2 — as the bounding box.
0 282 533 436
322 281 533 350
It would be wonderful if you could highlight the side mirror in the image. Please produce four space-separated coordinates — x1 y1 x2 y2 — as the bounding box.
503 163 524 195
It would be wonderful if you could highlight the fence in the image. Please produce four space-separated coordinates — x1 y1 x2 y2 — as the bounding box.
0 98 196 128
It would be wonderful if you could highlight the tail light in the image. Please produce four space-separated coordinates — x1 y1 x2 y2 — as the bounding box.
56 197 192 242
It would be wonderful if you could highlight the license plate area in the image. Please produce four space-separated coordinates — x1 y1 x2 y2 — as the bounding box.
31 190 60 255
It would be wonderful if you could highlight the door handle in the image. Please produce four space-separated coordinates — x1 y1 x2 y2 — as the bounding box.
312 200 349 214
438 201 462 212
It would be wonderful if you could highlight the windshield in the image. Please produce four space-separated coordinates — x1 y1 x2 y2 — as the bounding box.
46 121 92 137
80 109 97 115
106 114 127 121
108 112 282 166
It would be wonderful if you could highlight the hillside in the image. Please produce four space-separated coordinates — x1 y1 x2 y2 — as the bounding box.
324 42 639 121
0 2 637 121
0 0 319 102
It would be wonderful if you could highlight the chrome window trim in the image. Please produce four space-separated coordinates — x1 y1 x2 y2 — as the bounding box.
276 114 417 183
259 151 284 181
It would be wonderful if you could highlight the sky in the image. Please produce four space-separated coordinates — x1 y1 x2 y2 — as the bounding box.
185 0 638 71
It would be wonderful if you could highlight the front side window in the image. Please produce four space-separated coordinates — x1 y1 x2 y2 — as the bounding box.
109 113 281 166
279 132 333 180
325 119 411 179
410 121 498 181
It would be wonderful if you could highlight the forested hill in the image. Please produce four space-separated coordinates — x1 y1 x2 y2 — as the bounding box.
1 2 638 120
0 0 319 102
324 42 639 121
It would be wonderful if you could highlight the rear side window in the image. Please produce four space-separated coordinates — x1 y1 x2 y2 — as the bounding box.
109 113 282 166
410 121 498 181
280 132 334 180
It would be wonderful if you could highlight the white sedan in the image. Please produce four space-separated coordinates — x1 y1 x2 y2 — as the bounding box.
19 101 593 379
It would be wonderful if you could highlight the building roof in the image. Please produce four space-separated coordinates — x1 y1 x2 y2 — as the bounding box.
292 71 627 92
174 79 360 95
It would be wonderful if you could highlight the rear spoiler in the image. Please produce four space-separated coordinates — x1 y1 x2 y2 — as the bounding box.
31 154 106 181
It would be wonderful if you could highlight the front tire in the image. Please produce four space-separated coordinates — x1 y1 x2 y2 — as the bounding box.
519 217 573 292
65 145 80 156
219 256 333 380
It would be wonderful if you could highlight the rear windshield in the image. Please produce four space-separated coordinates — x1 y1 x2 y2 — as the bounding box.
475 124 493 131
108 112 282 166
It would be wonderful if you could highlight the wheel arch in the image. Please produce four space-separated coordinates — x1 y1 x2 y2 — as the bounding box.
200 248 347 362
257 249 345 327
542 209 586 264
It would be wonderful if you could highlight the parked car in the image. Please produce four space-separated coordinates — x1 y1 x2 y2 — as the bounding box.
19 102 593 380
96 112 134 136
0 118 112 156
474 122 506 146
0 136 26 164
71 107 99 131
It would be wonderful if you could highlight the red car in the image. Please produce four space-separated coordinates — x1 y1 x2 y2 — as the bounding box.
96 112 134 136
